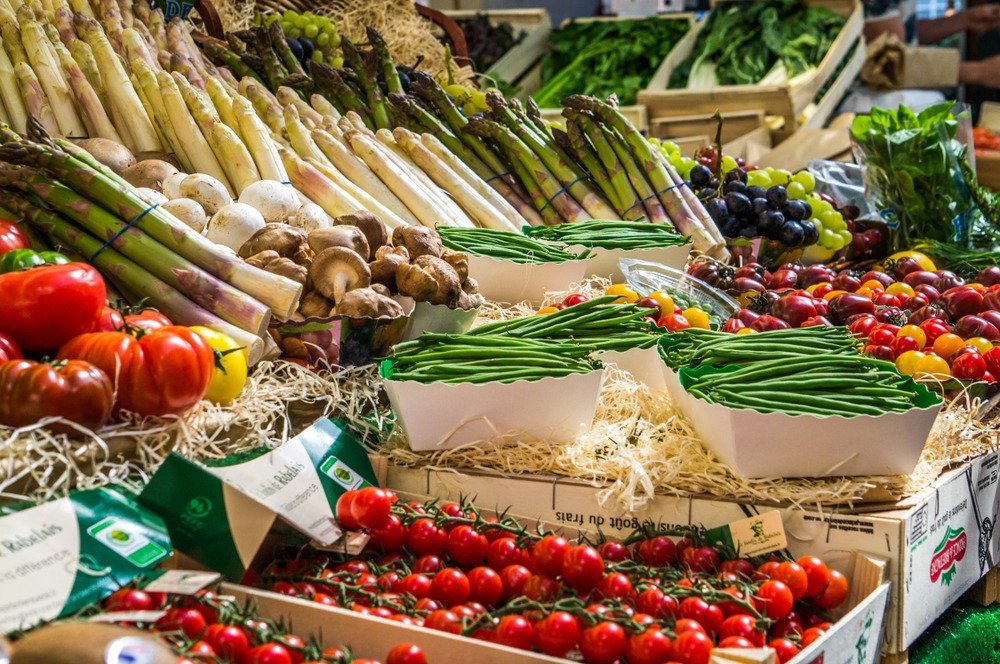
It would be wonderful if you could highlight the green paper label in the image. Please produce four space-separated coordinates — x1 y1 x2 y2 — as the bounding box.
0 487 170 634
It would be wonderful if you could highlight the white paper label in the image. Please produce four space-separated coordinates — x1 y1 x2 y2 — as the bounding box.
0 499 80 633
144 570 221 595
87 610 166 623
209 440 341 545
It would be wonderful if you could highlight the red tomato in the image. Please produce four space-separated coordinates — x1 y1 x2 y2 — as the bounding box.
595 572 634 601
247 643 294 664
499 564 532 600
849 314 879 337
534 611 580 657
580 621 626 664
674 618 706 635
404 518 447 556
0 359 113 431
755 580 794 620
487 537 526 570
984 347 1000 377
562 293 588 308
335 491 360 530
797 556 832 597
681 546 720 573
495 615 535 650
720 614 765 646
349 487 393 530
155 608 206 639
810 569 849 609
104 588 153 611
58 326 213 417
561 545 604 592
679 597 723 634
868 326 896 346
411 555 442 574
424 609 461 634
532 534 570 577
659 312 691 331
447 525 488 566
0 333 19 364
467 566 503 606
93 306 126 332
773 561 809 600
769 637 801 663
801 626 827 648
398 573 432 598
890 335 920 357
186 640 216 660
625 627 673 664
635 536 677 566
203 624 249 661
429 568 470 606
952 350 987 380
369 515 405 552
672 630 713 664
0 263 106 351
0 219 30 256
597 540 629 562
386 644 427 664
717 586 754 617
522 574 561 602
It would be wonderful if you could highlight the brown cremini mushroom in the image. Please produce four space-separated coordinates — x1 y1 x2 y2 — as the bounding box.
369 245 410 290
396 261 438 301
245 249 280 269
370 283 392 297
440 248 469 282
310 246 371 302
263 257 308 286
412 255 463 307
335 211 388 260
392 225 442 259
297 290 335 318
335 287 405 319
462 276 480 295
308 225 370 259
238 224 308 259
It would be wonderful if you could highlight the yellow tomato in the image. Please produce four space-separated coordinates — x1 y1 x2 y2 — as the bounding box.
860 279 886 293
682 307 711 330
805 281 832 295
933 333 966 359
887 250 936 272
736 291 760 308
856 286 879 300
736 327 757 335
537 306 559 314
967 283 988 294
191 326 248 405
895 350 926 376
915 353 952 380
965 337 995 355
897 325 927 349
648 290 676 317
822 289 847 301
886 282 915 297
606 283 639 303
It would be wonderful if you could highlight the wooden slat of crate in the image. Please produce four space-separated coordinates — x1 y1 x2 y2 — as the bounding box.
639 0 863 131
800 37 865 130
444 9 551 85
649 109 766 142
978 152 1000 192
537 105 649 134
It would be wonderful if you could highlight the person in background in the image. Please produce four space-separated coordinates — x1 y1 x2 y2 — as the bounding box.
915 0 1000 88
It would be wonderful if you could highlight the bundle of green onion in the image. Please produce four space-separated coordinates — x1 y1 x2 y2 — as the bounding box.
384 333 601 384
524 220 689 250
437 227 588 264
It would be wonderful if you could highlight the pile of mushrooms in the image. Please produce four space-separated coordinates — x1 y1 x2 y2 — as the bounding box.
238 211 484 320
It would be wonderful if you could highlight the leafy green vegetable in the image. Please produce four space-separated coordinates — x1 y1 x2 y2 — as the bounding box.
536 17 689 107
669 0 845 88
850 102 986 251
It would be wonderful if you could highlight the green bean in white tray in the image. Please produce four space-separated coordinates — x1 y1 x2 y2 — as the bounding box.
437 227 588 264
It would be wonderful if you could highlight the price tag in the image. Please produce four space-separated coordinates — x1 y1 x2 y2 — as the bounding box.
705 511 788 558
144 570 221 595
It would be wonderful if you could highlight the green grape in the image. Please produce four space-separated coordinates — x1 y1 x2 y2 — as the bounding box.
311 50 324 63
264 14 278 26
288 27 302 38
786 181 806 200
792 171 815 194
836 229 853 247
330 56 344 68
316 32 330 47
304 23 319 38
811 198 833 216
820 210 845 231
808 217 823 232
746 169 771 188
677 157 696 179
768 168 791 185
331 33 341 48
293 14 309 29
818 228 839 249
283 9 296 21
720 155 738 173
279 20 292 33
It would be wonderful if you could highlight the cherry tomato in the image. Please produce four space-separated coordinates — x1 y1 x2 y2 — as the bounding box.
682 307 711 330
919 319 951 345
625 628 674 664
537 306 559 315
499 564 532 600
488 537 526 570
659 311 691 331
801 626 827 647
672 630 713 664
562 293 588 307
398 573 432 598
769 637 801 663
674 618 706 635
534 611 580 657
522 574 561 602
647 290 676 317
595 572 634 601
810 569 849 609
635 536 677 566
681 546 719 573
797 556 832 597
466 566 503 606
755 580 794 620
247 643 293 664
580 621 626 664
424 609 462 634
532 534 570 577
405 518 447 556
984 347 1000 377
561 545 604 592
606 284 639 303
890 335 921 356
155 608 206 639
965 337 996 355
720 614 765 646
897 324 927 349
933 333 966 359
494 614 535 650
386 643 427 664
868 326 896 346
447 525 488 566
679 597 723 634
597 539 629 562
773 561 809 600
865 344 895 361
916 353 952 379
104 588 153 611
636 587 678 619
347 487 392 529
369 514 405 552
952 350 987 380
429 568 470 606
186 640 216 660
895 350 926 376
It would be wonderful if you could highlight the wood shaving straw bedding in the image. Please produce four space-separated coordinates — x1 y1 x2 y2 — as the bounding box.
380 279 999 511
0 361 382 505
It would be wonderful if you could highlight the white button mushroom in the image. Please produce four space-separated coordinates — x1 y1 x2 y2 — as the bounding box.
178 174 233 216
237 180 300 223
205 203 266 251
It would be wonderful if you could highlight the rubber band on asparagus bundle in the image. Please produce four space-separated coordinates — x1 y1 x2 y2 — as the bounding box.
484 172 512 184
539 175 594 212
641 182 688 203
88 203 160 262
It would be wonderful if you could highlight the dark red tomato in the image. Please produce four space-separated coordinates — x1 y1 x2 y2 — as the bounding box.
722 317 746 333
914 284 941 303
635 536 677 566
58 326 213 417
635 296 661 311
681 546 720 573
467 566 503 606
832 273 862 293
369 515 405 552
412 598 440 613
429 568 470 606
488 537 526 570
984 347 1000 377
955 315 1000 341
424 609 462 635
940 286 983 319
860 270 894 288
810 569 849 609
755 580 794 620
827 293 876 324
522 574 561 602
849 314 878 337
202 625 249 663
447 525 488 566
625 628 673 664
398 573 432 599
350 487 392 530
405 518 448 556
580 621 626 664
797 556 831 597
104 588 153 611
532 534 570 577
953 351 987 380
155 608 206 639
499 564 532 600
0 359 114 432
637 587 679 619
562 293 588 307
412 555 442 574
875 292 902 308
535 611 580 657
798 265 834 287
439 502 466 519
750 315 792 332
495 615 535 650
247 643 293 664
0 263 106 351
975 266 1000 286
719 559 755 578
679 597 723 634
0 219 29 257
769 612 804 639
386 644 427 664
93 306 126 332
720 614 765 646
773 561 809 600
770 294 818 327
934 270 966 292
595 572 634 601
769 269 799 290
597 540 629 562
769 638 801 663
124 309 173 333
980 310 1000 334
561 545 604 592
904 270 939 287
0 333 19 364
672 629 713 664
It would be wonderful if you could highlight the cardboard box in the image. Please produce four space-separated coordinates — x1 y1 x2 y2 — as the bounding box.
384 451 1000 653
900 46 960 89
977 151 1000 192
382 367 606 451
639 0 863 135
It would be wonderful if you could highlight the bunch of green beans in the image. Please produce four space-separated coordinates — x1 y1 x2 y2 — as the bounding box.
684 355 933 417
524 220 690 249
469 295 661 352
386 333 601 384
438 227 588 264
659 327 861 369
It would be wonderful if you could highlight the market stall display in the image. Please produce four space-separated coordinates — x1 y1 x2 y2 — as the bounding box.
1 0 999 662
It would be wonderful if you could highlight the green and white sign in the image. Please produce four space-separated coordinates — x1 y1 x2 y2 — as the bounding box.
139 419 377 581
0 487 170 635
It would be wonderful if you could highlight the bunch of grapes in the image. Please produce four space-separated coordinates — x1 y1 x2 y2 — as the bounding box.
261 11 343 68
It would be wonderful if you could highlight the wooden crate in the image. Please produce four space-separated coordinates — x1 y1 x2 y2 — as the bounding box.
978 151 1000 192
638 0 863 132
444 9 551 86
649 109 767 142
